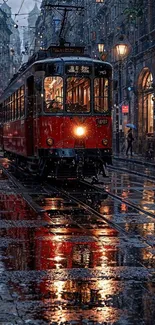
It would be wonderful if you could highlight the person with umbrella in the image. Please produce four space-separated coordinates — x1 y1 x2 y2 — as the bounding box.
126 126 135 156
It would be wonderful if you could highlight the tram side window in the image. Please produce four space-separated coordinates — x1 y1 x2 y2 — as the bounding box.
8 97 12 121
0 104 4 123
44 76 63 112
10 95 13 121
17 89 21 118
4 101 7 122
4 101 6 121
94 78 109 113
14 92 17 119
17 86 25 118
20 86 25 117
12 93 15 120
6 99 10 121
66 77 90 113
6 100 8 121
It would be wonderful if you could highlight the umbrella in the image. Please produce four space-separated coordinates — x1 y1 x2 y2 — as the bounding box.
126 123 136 130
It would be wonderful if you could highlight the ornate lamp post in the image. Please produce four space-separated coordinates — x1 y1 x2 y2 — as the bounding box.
114 37 130 154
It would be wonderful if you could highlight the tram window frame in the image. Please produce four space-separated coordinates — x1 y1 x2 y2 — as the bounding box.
44 76 64 113
93 77 109 113
3 100 6 122
8 97 12 121
10 95 13 121
4 101 6 122
14 92 17 119
17 88 21 118
6 99 10 121
12 93 15 120
6 101 8 122
5 100 7 121
66 76 91 114
16 86 25 118
20 86 25 118
6 99 8 121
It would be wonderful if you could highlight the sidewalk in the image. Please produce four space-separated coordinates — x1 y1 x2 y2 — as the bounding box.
113 153 155 168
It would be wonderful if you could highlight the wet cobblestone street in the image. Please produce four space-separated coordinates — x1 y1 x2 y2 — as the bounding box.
0 158 155 324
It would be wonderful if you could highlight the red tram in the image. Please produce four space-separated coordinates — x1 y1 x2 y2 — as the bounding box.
0 46 112 179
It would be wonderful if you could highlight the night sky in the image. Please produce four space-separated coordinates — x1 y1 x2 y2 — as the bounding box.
7 0 41 25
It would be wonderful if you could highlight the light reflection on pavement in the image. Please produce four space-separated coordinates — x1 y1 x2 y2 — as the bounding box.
0 159 154 324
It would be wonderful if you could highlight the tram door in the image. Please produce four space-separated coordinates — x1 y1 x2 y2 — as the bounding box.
26 76 34 156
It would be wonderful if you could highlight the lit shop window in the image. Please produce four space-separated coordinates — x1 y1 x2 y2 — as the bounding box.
142 71 154 133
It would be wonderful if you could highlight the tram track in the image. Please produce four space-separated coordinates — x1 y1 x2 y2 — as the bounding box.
108 164 155 181
44 181 128 237
42 181 154 269
1 162 153 295
2 158 155 223
81 179 155 221
0 161 46 213
1 158 155 252
0 160 143 238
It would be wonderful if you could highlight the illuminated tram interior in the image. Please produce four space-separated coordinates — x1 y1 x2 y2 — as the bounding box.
44 77 63 112
44 76 109 113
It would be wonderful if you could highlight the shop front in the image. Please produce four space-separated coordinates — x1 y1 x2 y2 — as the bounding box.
137 67 155 156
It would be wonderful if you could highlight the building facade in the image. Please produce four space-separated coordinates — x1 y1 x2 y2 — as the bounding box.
27 1 40 55
0 8 11 95
34 0 85 51
1 2 21 80
69 0 155 155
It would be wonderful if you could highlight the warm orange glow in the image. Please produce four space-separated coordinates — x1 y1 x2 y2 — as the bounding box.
100 205 110 214
115 43 129 59
98 43 104 53
75 126 85 137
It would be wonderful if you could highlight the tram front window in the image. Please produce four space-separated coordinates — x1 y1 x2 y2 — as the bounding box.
66 77 90 113
94 78 109 113
44 76 63 112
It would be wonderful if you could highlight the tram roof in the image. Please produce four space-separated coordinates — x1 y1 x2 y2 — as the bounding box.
0 56 112 99
36 56 112 67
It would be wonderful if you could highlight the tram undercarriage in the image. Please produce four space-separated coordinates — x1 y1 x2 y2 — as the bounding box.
5 149 110 180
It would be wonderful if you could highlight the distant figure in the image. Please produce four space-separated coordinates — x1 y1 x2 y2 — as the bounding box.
126 128 134 156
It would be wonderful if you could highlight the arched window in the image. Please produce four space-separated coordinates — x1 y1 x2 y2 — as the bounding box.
142 71 154 134
138 69 154 137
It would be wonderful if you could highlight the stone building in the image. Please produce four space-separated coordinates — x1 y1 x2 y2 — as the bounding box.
27 0 40 55
91 0 155 155
1 1 21 80
0 8 11 95
34 0 84 51
71 0 155 155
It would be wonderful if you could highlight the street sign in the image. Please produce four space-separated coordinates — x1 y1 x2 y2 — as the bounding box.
122 105 129 113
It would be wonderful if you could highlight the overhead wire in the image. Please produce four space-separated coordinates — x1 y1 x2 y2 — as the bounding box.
14 0 26 21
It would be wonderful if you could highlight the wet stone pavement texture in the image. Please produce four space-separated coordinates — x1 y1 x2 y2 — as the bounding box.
0 158 154 324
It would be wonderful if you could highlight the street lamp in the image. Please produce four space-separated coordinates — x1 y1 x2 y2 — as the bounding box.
115 43 129 59
98 43 104 53
114 36 130 154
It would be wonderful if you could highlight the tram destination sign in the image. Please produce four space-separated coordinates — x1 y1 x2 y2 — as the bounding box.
66 65 91 74
49 46 85 55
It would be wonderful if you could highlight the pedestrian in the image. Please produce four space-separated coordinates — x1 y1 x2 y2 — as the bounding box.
126 128 134 156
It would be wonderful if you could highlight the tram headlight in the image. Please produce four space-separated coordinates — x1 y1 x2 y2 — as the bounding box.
46 138 54 146
75 126 85 137
102 139 108 146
